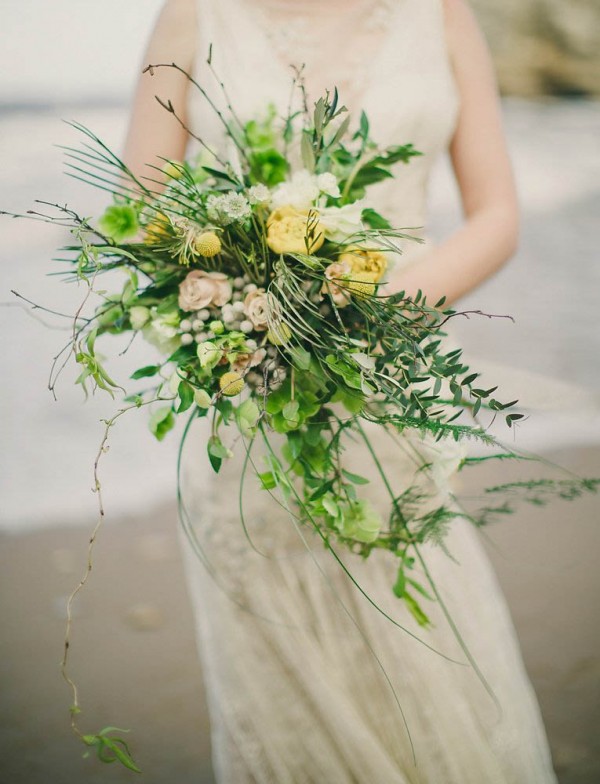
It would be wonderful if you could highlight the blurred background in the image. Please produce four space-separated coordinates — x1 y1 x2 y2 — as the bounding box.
0 1 599 782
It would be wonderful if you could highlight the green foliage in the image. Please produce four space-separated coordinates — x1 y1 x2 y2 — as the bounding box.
81 726 140 773
177 381 195 413
74 329 122 398
235 398 261 437
148 406 175 441
243 105 289 185
130 365 161 380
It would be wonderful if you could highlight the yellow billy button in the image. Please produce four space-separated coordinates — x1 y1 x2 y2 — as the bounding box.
346 271 378 298
193 231 222 258
219 371 245 396
266 322 292 345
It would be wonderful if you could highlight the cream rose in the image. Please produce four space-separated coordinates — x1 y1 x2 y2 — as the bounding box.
178 270 232 312
243 289 269 331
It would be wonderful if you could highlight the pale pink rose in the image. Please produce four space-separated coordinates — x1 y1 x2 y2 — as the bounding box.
209 272 233 306
243 289 269 331
321 260 351 308
178 270 232 312
232 347 267 374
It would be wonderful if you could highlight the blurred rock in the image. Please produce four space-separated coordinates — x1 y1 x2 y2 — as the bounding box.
471 0 600 96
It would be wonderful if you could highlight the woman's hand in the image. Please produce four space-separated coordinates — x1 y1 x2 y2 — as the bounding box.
386 0 519 307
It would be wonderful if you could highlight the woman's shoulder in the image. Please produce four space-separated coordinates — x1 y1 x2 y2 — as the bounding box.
440 0 493 68
150 0 198 67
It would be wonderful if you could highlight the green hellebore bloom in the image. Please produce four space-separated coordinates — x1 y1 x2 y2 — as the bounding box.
97 204 139 243
336 499 382 544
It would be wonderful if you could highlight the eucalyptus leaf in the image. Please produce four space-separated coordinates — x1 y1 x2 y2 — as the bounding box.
149 406 175 441
177 381 194 413
130 365 160 380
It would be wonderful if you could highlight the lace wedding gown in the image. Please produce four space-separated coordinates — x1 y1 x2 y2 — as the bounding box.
177 1 559 781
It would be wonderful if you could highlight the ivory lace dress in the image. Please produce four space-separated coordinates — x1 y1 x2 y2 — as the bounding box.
177 1 559 781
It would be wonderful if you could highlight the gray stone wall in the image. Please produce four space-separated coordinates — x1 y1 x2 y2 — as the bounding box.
471 0 600 96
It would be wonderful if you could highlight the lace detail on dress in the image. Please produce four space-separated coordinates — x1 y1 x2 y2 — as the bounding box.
235 0 400 109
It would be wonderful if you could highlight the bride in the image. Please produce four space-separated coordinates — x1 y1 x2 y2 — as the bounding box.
123 1 559 781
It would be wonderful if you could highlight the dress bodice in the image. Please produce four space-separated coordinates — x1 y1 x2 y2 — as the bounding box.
186 0 460 262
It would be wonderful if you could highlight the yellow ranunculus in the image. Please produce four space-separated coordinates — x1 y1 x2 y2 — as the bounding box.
339 246 387 282
266 205 325 255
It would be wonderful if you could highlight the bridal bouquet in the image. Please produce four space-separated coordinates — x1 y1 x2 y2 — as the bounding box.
59 78 526 609
5 62 597 771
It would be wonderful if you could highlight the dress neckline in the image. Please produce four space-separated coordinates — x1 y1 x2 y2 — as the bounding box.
228 0 403 117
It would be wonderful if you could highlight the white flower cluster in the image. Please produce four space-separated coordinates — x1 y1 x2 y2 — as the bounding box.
206 192 252 225
318 200 366 243
247 184 271 205
271 169 340 210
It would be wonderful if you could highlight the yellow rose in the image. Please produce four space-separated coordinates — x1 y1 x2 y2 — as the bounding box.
338 246 387 282
266 205 325 255
145 212 170 243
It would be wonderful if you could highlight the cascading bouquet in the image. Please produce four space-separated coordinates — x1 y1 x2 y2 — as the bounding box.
5 62 598 772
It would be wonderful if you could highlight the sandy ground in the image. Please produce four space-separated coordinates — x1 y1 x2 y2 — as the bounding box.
1 443 599 784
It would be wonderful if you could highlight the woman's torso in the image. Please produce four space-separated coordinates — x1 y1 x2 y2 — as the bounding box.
186 0 460 263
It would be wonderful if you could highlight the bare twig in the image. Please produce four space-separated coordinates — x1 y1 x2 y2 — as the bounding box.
143 61 250 171
60 396 172 739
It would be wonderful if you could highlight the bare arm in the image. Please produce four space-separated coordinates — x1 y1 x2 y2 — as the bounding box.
386 0 519 306
121 0 197 185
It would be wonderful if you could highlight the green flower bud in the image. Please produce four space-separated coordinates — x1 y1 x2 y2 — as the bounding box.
209 319 225 335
